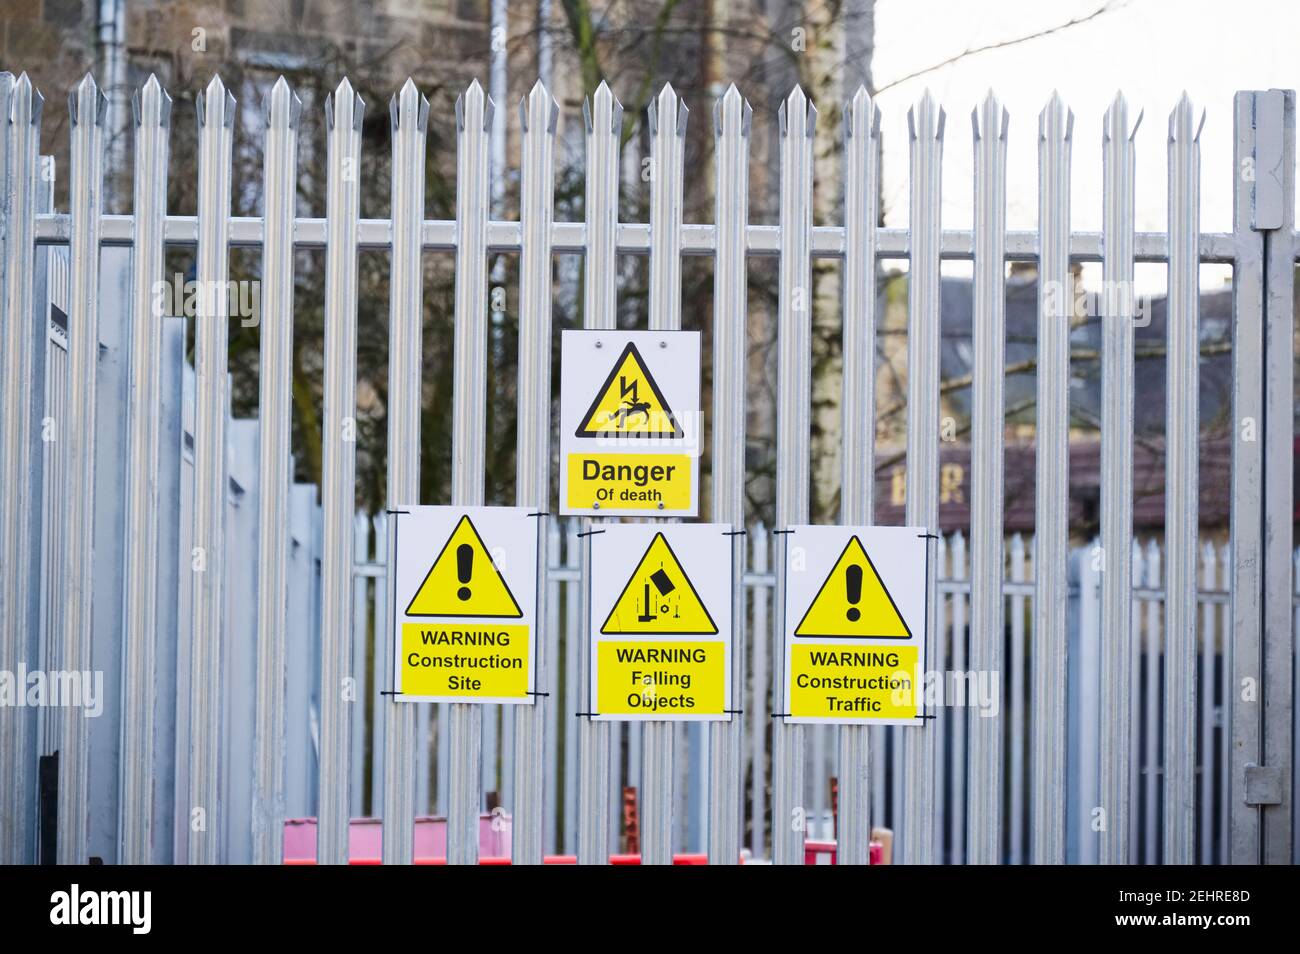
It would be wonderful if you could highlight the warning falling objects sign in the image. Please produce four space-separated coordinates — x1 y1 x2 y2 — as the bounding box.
781 525 930 726
559 330 700 517
390 506 540 705
589 524 733 722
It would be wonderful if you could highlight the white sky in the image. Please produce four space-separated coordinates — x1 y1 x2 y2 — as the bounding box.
870 0 1299 287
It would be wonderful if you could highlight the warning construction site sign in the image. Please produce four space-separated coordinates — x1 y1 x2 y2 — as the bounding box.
390 505 540 704
588 524 733 721
559 330 700 517
780 525 930 725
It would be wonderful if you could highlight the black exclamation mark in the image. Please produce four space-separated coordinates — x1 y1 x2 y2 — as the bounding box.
456 543 474 601
845 564 863 622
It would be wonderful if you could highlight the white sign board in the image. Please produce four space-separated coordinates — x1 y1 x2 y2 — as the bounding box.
390 505 539 705
780 524 930 725
559 329 700 517
588 523 733 721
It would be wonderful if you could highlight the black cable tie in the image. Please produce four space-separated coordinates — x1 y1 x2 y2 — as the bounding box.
527 512 549 518
385 509 410 515
574 711 600 718
380 690 403 697
527 690 551 697
770 712 792 718
919 713 938 720
771 529 794 536
723 529 747 537
724 708 745 715
918 532 940 540
576 529 606 538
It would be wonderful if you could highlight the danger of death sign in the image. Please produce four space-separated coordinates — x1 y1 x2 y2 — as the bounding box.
389 506 540 704
780 525 930 725
588 524 734 721
559 330 701 517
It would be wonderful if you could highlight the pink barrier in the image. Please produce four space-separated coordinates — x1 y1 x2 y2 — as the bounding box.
283 815 511 864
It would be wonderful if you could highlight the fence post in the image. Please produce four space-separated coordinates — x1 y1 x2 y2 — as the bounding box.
1032 92 1072 866
902 90 944 866
576 82 622 865
317 76 361 866
1258 91 1295 866
511 80 559 864
836 85 880 867
772 85 815 867
118 75 172 866
381 78 428 865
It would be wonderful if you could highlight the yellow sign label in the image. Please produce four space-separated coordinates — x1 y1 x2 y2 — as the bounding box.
600 531 717 635
405 515 523 619
596 640 726 716
401 623 530 698
565 452 692 511
575 342 682 438
794 535 911 639
788 643 919 719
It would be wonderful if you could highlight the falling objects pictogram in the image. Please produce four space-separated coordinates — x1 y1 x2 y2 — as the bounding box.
600 531 717 635
404 514 523 619
574 342 684 438
793 535 911 639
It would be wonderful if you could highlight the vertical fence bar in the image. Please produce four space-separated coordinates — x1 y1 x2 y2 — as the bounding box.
1128 540 1143 862
544 520 562 852
118 75 172 865
749 524 769 858
1259 90 1295 866
563 522 580 853
1142 541 1161 863
1199 542 1217 864
1 73 42 866
1218 540 1231 864
1032 92 1072 866
837 86 880 866
1098 93 1140 866
1163 93 1203 864
447 79 493 866
772 85 815 867
370 513 387 815
352 512 370 818
383 78 428 865
968 91 1008 865
948 533 968 861
1009 534 1027 863
512 80 559 864
250 77 302 866
640 82 687 866
317 77 362 865
707 83 751 865
576 82 621 865
902 90 944 866
57 74 108 866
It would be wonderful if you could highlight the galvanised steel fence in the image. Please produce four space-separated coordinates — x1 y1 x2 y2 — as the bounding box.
0 71 1294 866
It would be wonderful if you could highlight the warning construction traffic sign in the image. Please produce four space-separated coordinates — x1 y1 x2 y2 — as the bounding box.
781 525 929 725
559 330 700 517
390 506 539 705
589 524 733 721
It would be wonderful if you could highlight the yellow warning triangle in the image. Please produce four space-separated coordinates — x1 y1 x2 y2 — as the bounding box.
794 536 911 639
600 532 717 635
405 515 523 619
575 342 683 438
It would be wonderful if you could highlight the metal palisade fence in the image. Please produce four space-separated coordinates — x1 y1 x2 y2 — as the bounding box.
0 71 1295 866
